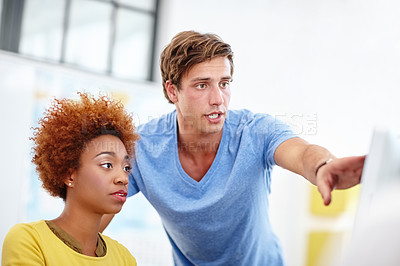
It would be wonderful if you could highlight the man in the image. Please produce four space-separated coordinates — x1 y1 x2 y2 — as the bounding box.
101 31 365 265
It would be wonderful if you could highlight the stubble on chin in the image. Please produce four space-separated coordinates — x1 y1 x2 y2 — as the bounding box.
179 113 225 135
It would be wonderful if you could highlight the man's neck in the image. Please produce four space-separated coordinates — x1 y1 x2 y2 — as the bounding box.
177 130 222 156
177 130 223 182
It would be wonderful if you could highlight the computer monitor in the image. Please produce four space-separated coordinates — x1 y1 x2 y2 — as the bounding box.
353 127 400 234
339 127 400 266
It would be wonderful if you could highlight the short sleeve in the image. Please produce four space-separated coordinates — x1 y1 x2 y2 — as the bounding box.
1 224 45 266
127 158 140 197
250 114 296 168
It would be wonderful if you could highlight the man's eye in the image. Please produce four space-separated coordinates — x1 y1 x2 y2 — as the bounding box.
219 81 230 88
101 163 112 169
196 83 206 89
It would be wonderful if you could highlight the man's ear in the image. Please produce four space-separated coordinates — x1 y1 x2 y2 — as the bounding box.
166 80 178 103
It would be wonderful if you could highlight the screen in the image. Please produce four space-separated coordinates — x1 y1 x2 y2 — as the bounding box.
340 127 400 266
353 127 400 234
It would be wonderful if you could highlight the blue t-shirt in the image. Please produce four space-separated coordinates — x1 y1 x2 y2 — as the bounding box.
128 109 296 266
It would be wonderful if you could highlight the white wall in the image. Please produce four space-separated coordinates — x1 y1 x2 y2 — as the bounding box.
0 54 35 254
156 0 400 265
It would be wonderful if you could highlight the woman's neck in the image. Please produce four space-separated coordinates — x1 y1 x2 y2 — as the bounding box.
52 207 102 257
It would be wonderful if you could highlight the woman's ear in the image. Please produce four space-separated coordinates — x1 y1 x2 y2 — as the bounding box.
166 80 179 103
64 179 73 188
64 170 75 188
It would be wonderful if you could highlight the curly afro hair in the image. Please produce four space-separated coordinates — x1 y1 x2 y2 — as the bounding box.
31 92 139 200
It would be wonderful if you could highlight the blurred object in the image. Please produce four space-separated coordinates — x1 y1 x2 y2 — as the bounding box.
19 0 64 61
310 186 360 217
339 128 400 265
306 231 345 266
340 183 400 266
65 0 111 72
113 7 154 80
0 0 159 81
353 128 400 234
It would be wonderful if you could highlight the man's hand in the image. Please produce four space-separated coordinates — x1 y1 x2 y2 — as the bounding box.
274 138 366 205
316 155 366 205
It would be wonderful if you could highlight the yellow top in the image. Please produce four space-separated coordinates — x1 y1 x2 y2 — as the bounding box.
1 220 137 266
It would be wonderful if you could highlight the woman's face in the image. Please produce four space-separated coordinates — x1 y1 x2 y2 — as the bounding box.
68 134 131 215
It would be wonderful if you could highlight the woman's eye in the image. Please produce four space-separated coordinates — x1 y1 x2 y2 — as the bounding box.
101 163 112 169
124 165 132 172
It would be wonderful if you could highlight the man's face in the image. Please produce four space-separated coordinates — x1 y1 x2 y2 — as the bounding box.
170 56 232 136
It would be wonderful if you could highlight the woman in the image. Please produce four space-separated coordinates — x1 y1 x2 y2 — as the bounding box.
2 92 139 265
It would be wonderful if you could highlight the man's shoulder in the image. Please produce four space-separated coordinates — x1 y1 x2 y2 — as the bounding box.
227 109 275 126
137 110 176 136
226 109 292 138
227 109 252 124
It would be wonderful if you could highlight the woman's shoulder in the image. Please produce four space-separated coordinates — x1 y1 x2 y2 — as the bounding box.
99 233 137 265
5 220 45 237
3 220 50 252
2 221 47 265
99 233 128 251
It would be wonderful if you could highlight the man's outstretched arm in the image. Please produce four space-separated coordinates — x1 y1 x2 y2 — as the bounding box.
274 137 365 205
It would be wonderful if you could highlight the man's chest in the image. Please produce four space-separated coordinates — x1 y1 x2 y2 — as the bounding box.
178 152 217 182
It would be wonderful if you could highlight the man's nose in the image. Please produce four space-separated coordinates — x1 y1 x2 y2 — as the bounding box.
209 84 224 106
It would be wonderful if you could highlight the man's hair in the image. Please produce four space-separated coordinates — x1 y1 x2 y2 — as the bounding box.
31 92 139 200
160 30 234 104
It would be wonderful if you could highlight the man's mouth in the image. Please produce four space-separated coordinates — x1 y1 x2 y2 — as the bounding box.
208 113 220 119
